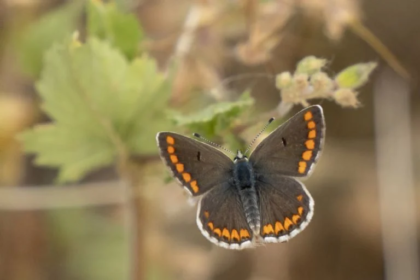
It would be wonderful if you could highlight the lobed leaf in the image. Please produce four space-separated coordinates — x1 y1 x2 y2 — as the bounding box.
20 38 170 183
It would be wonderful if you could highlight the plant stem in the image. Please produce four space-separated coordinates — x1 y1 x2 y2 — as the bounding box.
120 159 148 280
349 20 410 80
122 175 141 280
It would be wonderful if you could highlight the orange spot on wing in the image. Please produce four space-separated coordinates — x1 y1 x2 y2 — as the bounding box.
263 224 275 235
284 218 293 231
204 211 209 219
214 228 221 237
190 180 199 193
222 228 230 241
182 173 191 183
307 121 316 129
176 163 184 173
308 130 316 139
170 155 178 163
292 215 301 224
305 140 315 150
304 111 313 121
275 222 284 235
298 161 307 174
167 146 175 154
231 229 240 241
297 195 303 201
302 150 313 161
166 136 175 145
298 206 304 215
240 229 250 239
207 222 214 230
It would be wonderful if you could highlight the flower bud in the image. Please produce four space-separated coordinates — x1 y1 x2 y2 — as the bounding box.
275 72 292 89
333 88 360 108
293 73 309 93
296 56 327 75
310 72 333 94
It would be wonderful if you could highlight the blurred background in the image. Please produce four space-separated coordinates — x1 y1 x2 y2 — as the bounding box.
0 0 419 280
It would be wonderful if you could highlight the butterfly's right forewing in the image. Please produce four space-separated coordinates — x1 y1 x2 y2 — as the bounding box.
250 105 325 177
157 132 233 196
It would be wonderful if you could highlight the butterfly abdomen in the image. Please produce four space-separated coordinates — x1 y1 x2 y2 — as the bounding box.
234 159 260 233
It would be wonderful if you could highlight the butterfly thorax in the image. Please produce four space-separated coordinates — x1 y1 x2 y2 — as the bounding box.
233 157 261 234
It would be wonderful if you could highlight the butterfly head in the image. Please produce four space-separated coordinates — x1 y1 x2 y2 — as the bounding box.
233 150 248 162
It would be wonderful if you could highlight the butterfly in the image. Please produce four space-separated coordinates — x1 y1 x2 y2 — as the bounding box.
156 105 325 249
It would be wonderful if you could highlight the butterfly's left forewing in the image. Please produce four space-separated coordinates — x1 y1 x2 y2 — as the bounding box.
157 132 233 196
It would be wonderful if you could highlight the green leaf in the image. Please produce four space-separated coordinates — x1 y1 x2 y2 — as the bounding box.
20 125 115 182
335 62 378 89
87 0 144 60
20 38 170 183
18 0 84 78
171 91 254 137
114 0 135 10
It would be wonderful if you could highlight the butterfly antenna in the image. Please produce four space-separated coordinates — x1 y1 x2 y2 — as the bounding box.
243 117 275 155
193 133 236 157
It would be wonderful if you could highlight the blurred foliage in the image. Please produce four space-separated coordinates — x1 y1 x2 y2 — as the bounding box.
0 96 37 148
171 91 254 138
0 96 37 185
87 0 144 60
18 0 84 78
50 209 129 280
19 36 170 183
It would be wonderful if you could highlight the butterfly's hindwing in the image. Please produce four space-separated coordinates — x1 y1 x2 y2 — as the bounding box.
157 132 233 196
197 182 255 250
256 174 314 243
250 105 325 177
